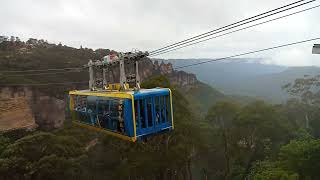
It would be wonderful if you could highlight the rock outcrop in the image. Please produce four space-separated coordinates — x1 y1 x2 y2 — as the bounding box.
98 58 197 87
0 87 65 130
152 60 197 87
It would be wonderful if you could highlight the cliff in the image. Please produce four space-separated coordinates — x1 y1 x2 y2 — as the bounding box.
0 87 65 130
100 58 197 87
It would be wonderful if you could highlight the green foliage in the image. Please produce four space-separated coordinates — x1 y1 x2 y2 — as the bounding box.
248 136 320 180
0 41 114 98
1 132 83 160
0 132 85 180
206 100 295 179
0 136 10 155
206 100 240 126
280 138 320 179
179 81 225 115
31 154 84 180
141 75 170 88
249 161 298 180
235 101 289 144
1 128 34 141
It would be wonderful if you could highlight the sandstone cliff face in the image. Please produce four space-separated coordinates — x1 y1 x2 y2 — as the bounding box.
152 60 197 87
169 71 197 87
0 87 65 130
0 87 35 131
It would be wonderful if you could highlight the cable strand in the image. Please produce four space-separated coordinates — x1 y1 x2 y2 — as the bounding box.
149 0 315 54
175 37 320 69
150 4 320 57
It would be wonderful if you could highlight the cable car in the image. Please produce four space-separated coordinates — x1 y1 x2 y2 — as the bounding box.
68 51 174 142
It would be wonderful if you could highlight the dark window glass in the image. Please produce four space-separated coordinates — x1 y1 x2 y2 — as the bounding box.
74 95 87 112
166 96 171 122
72 96 127 134
97 98 111 129
87 97 97 113
139 99 146 128
110 100 120 118
73 95 89 124
147 97 153 127
155 96 160 125
134 100 139 129
161 96 166 122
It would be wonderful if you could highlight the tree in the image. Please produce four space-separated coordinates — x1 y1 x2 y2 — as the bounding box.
249 161 298 180
280 138 320 180
284 75 320 136
233 101 290 179
31 154 84 180
250 135 320 180
0 132 86 180
206 101 240 179
0 136 10 155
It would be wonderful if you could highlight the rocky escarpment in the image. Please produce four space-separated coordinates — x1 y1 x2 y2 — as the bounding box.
153 60 197 87
97 58 198 87
0 87 65 130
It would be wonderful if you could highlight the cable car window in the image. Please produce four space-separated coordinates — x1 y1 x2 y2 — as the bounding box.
97 98 111 129
87 96 97 113
75 95 87 112
134 100 139 129
73 95 89 124
166 95 171 122
155 96 160 125
86 96 98 126
147 97 153 127
110 100 120 117
161 96 166 123
117 101 125 134
139 99 146 128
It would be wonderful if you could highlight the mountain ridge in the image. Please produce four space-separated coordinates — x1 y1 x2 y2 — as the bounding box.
156 58 320 103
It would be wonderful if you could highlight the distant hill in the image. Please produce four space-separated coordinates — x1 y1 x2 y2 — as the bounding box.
237 66 320 103
157 59 320 103
157 59 287 92
177 81 225 116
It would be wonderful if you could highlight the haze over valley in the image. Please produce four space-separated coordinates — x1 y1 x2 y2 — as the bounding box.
160 58 320 102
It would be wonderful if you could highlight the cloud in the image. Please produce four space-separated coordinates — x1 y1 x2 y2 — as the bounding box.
1 0 319 66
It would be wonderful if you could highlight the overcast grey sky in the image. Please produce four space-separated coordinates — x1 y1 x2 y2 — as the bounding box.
1 0 320 66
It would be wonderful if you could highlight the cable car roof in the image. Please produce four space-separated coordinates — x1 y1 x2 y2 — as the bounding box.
69 88 170 99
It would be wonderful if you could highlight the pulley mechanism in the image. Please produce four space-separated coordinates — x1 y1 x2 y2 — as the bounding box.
86 51 149 91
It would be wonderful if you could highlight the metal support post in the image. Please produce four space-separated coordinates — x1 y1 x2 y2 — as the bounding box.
102 67 108 89
119 58 127 90
88 60 95 91
135 60 141 90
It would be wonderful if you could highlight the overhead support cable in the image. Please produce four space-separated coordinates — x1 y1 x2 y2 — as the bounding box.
150 4 320 57
175 37 320 69
150 0 311 54
0 81 88 86
0 67 85 73
149 0 316 56
0 71 85 77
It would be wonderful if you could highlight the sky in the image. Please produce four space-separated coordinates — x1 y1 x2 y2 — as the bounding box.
1 0 320 66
